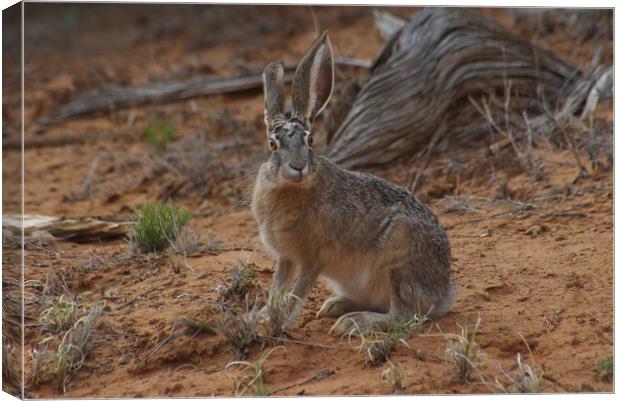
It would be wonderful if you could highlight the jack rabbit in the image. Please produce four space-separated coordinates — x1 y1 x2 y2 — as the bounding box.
251 31 455 335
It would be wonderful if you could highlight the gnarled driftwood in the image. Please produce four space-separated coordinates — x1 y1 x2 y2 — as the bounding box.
326 8 603 169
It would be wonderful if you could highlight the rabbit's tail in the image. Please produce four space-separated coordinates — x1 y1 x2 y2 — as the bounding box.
428 280 457 319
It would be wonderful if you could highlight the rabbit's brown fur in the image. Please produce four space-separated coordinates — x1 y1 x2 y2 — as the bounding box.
252 31 455 335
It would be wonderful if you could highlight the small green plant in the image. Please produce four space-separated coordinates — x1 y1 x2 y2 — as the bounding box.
143 121 175 152
445 316 482 383
347 314 428 366
39 295 79 333
596 356 613 382
225 346 284 396
134 202 192 253
381 360 403 393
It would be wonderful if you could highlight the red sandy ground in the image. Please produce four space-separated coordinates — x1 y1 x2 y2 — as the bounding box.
2 4 613 397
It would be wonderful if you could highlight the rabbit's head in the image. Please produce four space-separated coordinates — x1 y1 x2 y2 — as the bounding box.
261 31 334 185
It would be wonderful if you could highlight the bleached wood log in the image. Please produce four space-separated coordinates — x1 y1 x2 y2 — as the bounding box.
326 8 595 169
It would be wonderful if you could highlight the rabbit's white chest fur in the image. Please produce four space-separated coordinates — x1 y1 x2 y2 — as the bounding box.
320 254 391 312
251 164 393 312
254 207 391 312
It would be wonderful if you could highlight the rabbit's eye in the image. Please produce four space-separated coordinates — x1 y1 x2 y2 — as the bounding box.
306 134 314 147
268 139 278 151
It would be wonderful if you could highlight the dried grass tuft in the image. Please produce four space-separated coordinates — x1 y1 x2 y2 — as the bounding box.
218 301 260 360
347 315 428 366
52 304 102 393
39 295 80 333
225 346 284 396
444 316 483 383
494 353 544 393
215 257 256 308
2 342 21 394
381 360 403 393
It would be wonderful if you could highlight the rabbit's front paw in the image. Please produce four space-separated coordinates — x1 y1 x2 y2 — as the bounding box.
329 311 390 336
316 296 360 318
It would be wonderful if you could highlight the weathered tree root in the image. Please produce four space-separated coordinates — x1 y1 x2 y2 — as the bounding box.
326 8 608 170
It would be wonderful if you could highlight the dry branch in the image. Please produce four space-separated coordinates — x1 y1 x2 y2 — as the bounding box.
270 369 335 394
38 74 271 125
3 131 134 150
373 10 406 40
326 8 604 169
38 59 370 126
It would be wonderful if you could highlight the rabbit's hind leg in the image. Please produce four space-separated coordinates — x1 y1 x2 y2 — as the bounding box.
329 310 390 336
328 263 439 336
388 261 448 320
327 283 414 336
316 295 365 318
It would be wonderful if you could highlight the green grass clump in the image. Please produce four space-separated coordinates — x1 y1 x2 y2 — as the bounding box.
143 121 175 152
39 295 79 333
596 356 613 382
134 202 192 253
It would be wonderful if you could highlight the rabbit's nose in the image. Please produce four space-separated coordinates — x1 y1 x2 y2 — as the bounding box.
288 161 306 172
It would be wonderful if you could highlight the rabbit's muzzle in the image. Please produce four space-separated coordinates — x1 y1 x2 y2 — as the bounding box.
282 161 309 182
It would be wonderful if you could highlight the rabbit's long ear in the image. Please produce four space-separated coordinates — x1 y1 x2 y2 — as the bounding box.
291 31 334 126
263 60 285 128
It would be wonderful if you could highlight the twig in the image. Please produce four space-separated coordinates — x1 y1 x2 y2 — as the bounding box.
595 332 613 345
445 210 514 230
410 129 442 193
137 321 184 366
307 6 320 38
39 59 370 126
559 123 589 181
118 280 169 310
270 369 335 394
174 363 224 375
69 153 102 200
2 131 134 150
261 335 340 350
537 210 586 219
373 10 407 40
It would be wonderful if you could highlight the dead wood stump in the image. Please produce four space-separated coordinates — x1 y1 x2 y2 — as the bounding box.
326 8 587 169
